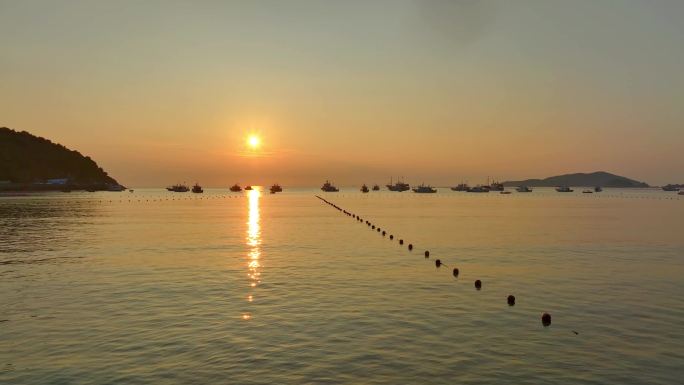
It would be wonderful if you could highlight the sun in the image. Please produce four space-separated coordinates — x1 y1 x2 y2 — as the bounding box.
247 135 261 149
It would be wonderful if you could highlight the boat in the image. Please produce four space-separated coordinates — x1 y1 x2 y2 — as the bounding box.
372 184 380 191
270 184 283 193
594 186 603 192
129 189 134 193
245 185 253 191
192 183 203 193
321 180 339 192
556 186 574 192
386 177 410 192
361 184 369 193
412 184 437 193
467 185 490 193
451 183 469 191
230 184 242 192
166 183 189 192
662 184 681 191
679 191 684 195
582 190 593 194
489 180 504 191
500 191 512 194
516 186 532 192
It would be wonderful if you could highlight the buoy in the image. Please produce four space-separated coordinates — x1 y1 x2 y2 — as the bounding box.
408 244 413 250
399 239 404 245
372 225 375 229
541 313 551 326
389 235 394 240
507 295 515 306
382 231 386 236
376 228 380 232
474 280 482 290
452 268 459 277
424 250 430 258
435 259 442 267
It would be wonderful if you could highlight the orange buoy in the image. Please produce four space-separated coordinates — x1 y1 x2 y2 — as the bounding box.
474 280 482 290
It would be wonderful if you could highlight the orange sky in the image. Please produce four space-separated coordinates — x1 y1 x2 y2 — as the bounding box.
1 1 682 186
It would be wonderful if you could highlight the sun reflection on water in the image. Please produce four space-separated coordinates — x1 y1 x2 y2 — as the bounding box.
244 187 261 319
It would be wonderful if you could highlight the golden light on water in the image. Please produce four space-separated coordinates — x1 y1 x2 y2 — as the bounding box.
244 187 261 319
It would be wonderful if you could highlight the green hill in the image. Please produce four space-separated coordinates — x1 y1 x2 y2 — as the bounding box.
0 127 121 190
503 171 649 188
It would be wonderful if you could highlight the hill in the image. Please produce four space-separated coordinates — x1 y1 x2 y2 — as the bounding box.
502 171 649 188
0 127 122 190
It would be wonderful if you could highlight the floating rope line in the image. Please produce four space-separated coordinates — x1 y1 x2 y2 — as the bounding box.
315 194 562 329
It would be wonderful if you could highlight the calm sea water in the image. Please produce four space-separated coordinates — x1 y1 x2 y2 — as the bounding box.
1 187 683 384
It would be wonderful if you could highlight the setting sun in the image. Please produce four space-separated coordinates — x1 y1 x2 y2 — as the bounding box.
247 135 261 150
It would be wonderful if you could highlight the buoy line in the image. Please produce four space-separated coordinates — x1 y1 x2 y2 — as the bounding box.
315 195 564 329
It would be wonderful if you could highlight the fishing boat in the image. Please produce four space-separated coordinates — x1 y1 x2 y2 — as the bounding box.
361 184 369 193
500 191 512 194
662 184 680 191
582 189 593 194
451 183 469 191
594 186 603 192
679 191 684 195
412 184 437 193
372 184 380 191
321 180 339 192
270 184 283 193
489 180 504 191
245 185 253 191
230 184 242 192
516 186 532 192
467 185 490 193
166 183 189 192
386 177 410 192
556 186 574 192
192 183 203 193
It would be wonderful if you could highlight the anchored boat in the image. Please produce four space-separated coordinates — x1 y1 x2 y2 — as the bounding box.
230 184 242 192
361 184 369 193
516 186 532 192
451 183 469 191
556 186 574 192
386 177 410 192
467 185 490 193
192 183 203 193
270 184 283 193
167 183 189 192
321 180 339 192
412 184 437 193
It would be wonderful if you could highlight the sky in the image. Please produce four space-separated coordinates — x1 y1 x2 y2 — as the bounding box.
1 0 683 187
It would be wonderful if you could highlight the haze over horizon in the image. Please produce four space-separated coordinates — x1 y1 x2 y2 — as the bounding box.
2 0 683 187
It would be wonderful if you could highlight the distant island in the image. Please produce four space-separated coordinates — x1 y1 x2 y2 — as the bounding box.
0 127 123 191
503 171 649 188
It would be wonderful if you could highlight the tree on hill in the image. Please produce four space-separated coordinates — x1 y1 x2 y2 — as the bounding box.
0 127 119 185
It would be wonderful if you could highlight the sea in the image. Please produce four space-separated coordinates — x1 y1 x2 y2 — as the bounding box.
1 187 683 384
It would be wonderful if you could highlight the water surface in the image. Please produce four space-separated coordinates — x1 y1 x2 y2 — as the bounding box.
1 188 683 384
